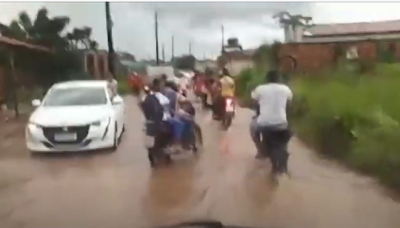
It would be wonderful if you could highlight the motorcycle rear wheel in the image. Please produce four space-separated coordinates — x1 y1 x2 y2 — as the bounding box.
221 115 232 130
192 123 203 153
148 148 172 168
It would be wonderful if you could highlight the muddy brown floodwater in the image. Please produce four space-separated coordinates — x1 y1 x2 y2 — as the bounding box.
1 96 400 228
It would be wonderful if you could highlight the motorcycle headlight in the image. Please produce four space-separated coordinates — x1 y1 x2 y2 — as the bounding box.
91 117 110 127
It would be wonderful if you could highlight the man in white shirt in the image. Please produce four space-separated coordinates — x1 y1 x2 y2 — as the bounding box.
251 70 292 175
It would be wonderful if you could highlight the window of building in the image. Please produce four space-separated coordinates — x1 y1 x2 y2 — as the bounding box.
346 46 358 60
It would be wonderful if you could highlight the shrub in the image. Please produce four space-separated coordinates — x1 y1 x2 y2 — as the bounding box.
236 61 400 191
290 63 400 191
235 68 264 105
236 68 256 95
117 79 130 95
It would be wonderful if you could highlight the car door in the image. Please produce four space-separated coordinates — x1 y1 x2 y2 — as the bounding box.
108 87 124 136
115 95 125 136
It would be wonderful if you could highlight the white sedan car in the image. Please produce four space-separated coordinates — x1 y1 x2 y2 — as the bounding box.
26 80 125 152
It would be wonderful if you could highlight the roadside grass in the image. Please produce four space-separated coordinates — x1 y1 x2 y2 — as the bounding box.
236 63 400 191
117 78 130 95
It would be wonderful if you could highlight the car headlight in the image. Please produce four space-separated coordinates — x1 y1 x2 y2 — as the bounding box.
27 122 42 131
91 117 110 127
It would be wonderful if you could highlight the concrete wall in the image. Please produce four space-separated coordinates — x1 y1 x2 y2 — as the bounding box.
195 61 217 72
226 59 253 76
284 26 304 43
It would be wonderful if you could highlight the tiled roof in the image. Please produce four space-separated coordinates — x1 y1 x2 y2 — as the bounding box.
0 36 51 52
305 20 400 37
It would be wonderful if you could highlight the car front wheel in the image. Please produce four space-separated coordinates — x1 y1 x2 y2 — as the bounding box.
111 122 118 151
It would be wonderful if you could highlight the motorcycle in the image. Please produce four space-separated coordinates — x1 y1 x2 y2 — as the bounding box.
220 97 236 130
144 121 173 168
259 126 292 183
144 120 203 168
144 101 203 168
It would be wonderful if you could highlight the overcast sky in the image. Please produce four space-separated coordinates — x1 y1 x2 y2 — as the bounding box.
1 2 400 60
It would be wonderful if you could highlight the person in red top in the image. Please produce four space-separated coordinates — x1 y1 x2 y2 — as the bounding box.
193 73 202 93
193 72 208 106
129 72 143 95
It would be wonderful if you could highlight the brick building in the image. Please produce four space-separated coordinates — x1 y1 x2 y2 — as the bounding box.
303 20 400 43
279 20 400 72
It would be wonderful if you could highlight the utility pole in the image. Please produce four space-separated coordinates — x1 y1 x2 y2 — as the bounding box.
105 2 115 78
162 43 165 62
189 41 192 55
221 25 225 54
155 11 160 65
171 35 174 60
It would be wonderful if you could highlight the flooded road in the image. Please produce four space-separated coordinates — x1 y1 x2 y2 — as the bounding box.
1 96 400 228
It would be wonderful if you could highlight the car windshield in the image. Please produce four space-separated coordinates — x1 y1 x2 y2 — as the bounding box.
43 87 108 107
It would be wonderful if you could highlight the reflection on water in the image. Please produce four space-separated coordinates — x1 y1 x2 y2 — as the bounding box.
1 98 400 228
142 160 198 226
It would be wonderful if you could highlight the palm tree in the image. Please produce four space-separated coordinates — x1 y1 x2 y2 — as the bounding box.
0 7 99 84
89 40 99 50
273 11 313 42
0 7 87 86
67 27 98 50
0 8 71 51
0 11 33 40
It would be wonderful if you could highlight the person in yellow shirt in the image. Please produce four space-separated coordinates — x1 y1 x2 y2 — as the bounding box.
213 68 235 119
220 68 235 97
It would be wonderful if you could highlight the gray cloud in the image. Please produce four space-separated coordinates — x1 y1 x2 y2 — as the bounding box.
136 2 312 29
0 2 315 59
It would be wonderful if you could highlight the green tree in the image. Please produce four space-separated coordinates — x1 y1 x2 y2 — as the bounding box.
0 7 98 89
66 27 98 50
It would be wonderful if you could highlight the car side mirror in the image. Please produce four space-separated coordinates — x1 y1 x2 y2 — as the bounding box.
112 96 123 105
31 99 41 107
